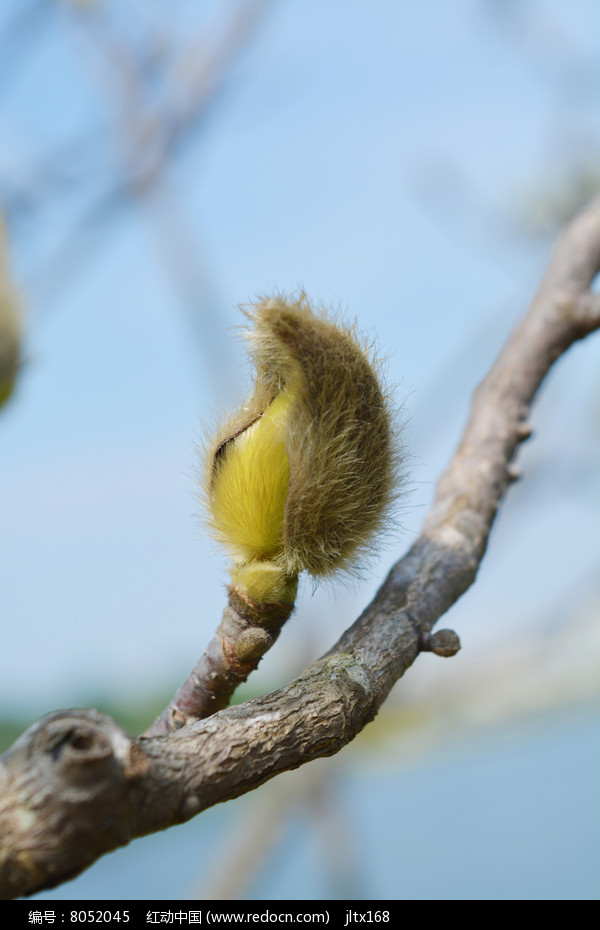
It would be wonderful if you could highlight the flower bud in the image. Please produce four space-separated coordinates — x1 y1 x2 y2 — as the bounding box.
203 295 401 603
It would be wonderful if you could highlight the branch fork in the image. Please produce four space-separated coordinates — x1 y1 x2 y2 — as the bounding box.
2 195 600 898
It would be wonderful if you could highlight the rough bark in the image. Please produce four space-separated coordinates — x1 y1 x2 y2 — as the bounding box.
146 585 295 735
1 195 599 899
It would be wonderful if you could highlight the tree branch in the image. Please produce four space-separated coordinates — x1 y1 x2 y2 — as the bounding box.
1 196 600 899
146 585 295 736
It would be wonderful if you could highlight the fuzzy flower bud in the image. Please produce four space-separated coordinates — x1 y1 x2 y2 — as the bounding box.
204 295 401 604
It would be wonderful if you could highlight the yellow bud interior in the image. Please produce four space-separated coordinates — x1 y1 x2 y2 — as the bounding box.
210 389 292 567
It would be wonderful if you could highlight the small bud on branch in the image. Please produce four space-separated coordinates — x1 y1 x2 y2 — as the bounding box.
204 294 402 603
147 295 403 734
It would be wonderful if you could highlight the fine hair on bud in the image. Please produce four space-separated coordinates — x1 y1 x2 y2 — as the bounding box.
202 293 405 601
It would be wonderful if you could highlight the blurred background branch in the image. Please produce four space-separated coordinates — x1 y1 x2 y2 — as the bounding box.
0 0 273 391
0 212 21 408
